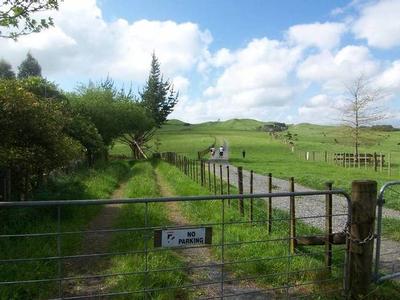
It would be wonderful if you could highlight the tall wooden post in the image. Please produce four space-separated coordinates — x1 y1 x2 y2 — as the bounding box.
238 167 244 216
227 166 230 206
203 161 207 187
268 173 272 234
213 163 216 195
325 182 333 273
349 180 377 299
250 170 254 222
374 152 378 172
200 160 204 186
195 160 198 183
219 164 223 195
208 162 211 191
289 177 296 255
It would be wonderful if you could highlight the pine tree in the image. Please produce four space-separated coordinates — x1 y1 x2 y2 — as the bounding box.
18 52 42 78
0 59 15 79
140 53 178 127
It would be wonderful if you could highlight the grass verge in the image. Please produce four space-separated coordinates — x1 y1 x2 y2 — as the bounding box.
0 160 132 299
156 160 346 299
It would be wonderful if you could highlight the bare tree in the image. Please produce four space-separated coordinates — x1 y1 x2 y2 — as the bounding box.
340 75 386 156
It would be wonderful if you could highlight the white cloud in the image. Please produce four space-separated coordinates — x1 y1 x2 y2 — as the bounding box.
0 0 211 83
172 37 303 122
204 38 302 108
287 22 346 50
172 76 190 93
375 60 400 93
352 0 400 49
297 45 380 92
298 94 342 124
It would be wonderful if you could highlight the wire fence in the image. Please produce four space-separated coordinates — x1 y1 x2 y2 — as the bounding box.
294 150 397 176
0 189 351 299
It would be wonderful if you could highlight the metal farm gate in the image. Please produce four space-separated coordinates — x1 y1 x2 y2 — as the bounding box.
0 190 352 299
374 181 400 283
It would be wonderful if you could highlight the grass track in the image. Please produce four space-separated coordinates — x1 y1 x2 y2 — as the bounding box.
105 161 187 299
0 160 132 300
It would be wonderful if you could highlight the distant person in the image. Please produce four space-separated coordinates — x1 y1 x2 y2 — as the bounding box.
219 146 224 158
242 150 246 158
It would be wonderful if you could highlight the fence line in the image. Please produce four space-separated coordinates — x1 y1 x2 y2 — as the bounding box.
295 150 396 175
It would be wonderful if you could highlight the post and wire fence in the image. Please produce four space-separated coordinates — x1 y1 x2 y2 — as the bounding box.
0 192 352 299
0 152 384 299
294 149 397 176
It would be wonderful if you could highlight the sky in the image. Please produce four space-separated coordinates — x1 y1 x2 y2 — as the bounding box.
1 0 400 125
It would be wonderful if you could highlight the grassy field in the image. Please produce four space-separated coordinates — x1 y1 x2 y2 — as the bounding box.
110 119 400 210
0 160 132 299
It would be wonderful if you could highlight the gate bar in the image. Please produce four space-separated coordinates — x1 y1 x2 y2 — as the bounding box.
374 181 400 282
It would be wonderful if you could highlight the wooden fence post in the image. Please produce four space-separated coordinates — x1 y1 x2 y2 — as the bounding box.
213 163 217 195
380 153 383 172
349 180 377 299
289 177 296 255
195 160 198 183
250 170 254 222
325 182 333 273
203 161 207 187
208 162 211 191
219 164 223 195
238 166 244 216
388 153 391 176
200 160 204 186
268 173 272 234
324 151 327 163
227 165 230 206
374 152 378 172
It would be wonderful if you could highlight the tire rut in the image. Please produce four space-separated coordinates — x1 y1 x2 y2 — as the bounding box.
155 169 271 299
62 180 129 298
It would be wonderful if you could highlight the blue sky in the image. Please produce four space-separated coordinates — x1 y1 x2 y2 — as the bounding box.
1 0 399 125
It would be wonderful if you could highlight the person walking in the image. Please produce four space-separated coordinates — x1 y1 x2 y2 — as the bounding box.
210 147 215 158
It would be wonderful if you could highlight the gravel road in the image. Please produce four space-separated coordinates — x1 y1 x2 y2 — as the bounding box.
205 140 400 281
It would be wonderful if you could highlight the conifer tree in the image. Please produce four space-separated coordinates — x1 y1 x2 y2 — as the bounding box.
0 59 15 79
18 52 42 78
119 53 178 158
140 53 178 127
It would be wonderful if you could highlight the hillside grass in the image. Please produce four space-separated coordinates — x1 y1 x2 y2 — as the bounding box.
115 119 399 211
0 160 132 300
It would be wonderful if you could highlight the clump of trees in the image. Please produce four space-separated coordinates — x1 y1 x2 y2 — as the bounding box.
1 52 178 200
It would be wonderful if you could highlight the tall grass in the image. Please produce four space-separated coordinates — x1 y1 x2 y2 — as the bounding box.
105 161 187 299
0 160 132 300
156 160 346 298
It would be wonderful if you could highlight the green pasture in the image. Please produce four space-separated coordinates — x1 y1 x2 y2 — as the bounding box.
109 119 400 210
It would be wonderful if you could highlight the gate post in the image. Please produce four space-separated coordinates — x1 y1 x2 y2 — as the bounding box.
349 180 377 299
